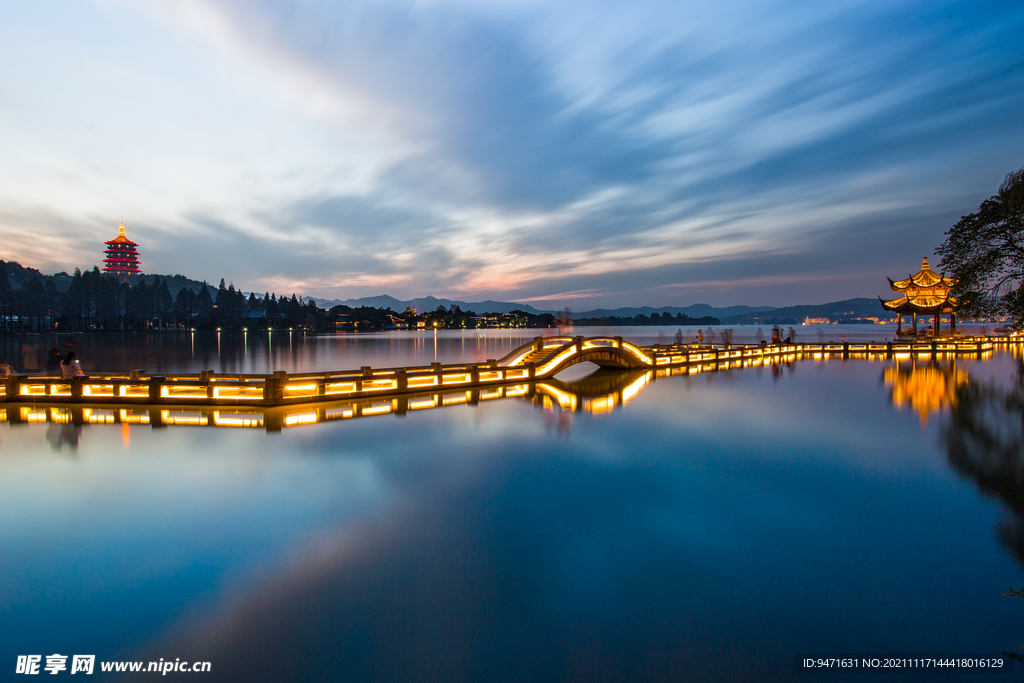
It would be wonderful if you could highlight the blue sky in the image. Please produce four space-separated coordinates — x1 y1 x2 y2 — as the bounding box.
0 0 1021 308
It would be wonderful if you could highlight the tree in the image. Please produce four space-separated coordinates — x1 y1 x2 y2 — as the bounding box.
936 167 1024 323
0 261 10 333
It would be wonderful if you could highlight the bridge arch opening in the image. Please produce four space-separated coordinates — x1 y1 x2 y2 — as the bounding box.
554 361 601 381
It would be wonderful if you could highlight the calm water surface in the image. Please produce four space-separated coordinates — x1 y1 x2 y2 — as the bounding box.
0 329 1021 682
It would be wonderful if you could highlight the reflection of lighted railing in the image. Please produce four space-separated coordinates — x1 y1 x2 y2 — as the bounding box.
361 401 393 416
587 394 617 414
284 411 318 426
621 372 651 403
83 408 116 424
21 407 47 422
537 384 577 411
160 410 208 426
409 396 439 410
213 411 264 427
326 406 354 420
50 408 72 423
119 409 150 424
442 392 471 406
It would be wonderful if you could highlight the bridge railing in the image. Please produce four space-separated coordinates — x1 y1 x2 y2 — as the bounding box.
0 335 1010 407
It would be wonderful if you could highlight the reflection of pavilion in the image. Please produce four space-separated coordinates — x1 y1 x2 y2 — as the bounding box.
884 358 968 426
880 257 957 337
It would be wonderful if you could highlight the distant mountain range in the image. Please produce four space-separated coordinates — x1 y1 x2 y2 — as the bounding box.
305 293 890 322
305 294 782 320
720 297 885 323
3 256 885 323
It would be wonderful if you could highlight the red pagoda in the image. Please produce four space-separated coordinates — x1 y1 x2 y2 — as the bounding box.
102 219 142 275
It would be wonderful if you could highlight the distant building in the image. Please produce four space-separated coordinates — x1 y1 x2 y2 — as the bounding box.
102 219 142 275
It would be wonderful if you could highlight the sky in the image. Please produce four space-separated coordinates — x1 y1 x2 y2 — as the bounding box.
0 0 1022 309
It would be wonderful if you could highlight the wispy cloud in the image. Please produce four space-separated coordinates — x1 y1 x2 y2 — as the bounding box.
1 0 1022 306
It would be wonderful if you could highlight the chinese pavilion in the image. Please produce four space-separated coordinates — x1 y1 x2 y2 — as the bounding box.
101 219 142 275
880 257 956 336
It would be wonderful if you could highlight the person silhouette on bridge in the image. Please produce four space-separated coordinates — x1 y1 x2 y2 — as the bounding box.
60 352 84 379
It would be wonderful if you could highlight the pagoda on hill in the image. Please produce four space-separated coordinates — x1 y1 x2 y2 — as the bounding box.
101 219 142 275
880 257 957 336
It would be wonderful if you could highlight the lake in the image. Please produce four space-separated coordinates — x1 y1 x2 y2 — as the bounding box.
1 327 1021 681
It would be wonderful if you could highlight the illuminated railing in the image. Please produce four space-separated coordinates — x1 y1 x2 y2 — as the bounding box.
0 335 1016 411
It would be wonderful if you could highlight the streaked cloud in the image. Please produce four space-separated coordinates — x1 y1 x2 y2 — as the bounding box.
0 0 1021 306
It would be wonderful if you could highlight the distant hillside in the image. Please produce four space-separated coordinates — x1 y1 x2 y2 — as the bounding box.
722 298 886 324
307 294 549 315
307 296 776 319
572 304 775 319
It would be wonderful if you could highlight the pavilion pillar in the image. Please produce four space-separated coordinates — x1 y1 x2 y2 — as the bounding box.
912 313 917 335
934 313 940 336
896 315 902 335
951 313 956 334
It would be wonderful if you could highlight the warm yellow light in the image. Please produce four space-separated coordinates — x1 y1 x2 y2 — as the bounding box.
83 408 116 424
409 396 439 410
119 409 150 424
160 410 208 426
361 403 393 416
284 411 318 426
21 407 47 422
213 411 263 427
213 386 264 400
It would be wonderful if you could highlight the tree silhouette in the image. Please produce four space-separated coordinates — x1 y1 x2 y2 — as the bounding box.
936 167 1024 323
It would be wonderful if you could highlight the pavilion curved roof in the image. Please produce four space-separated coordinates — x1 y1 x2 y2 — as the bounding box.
888 257 955 291
879 295 958 314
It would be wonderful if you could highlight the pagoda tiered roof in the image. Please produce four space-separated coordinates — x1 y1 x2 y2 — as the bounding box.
101 219 142 274
105 220 138 246
879 257 956 315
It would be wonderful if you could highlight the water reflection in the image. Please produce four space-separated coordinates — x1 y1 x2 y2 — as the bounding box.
0 369 655 434
942 356 1024 568
885 358 969 426
4 349 1023 682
